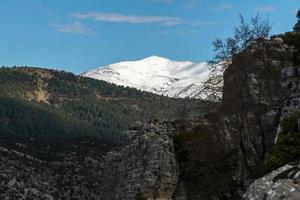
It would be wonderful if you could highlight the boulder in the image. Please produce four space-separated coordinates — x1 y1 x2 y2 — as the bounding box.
243 162 300 200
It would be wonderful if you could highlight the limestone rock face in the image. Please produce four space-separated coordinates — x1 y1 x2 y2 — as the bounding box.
99 122 179 200
281 66 300 118
243 162 300 200
0 121 184 200
0 138 108 199
221 39 290 175
243 64 300 200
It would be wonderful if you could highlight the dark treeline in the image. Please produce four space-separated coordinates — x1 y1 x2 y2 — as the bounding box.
0 96 98 138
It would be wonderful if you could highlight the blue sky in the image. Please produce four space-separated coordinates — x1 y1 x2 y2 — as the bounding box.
0 0 299 74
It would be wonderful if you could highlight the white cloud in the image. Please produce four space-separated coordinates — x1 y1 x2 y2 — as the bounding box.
183 0 200 9
188 20 214 27
50 21 91 34
212 3 233 12
147 0 173 3
292 9 298 15
255 5 276 12
71 12 184 26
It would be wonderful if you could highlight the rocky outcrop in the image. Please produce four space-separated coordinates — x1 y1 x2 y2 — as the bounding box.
243 36 300 200
243 162 300 200
99 122 179 200
221 37 291 182
280 65 300 118
0 120 187 200
242 64 300 199
0 138 109 199
220 31 300 199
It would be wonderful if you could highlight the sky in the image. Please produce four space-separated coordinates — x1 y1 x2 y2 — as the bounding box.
0 0 299 74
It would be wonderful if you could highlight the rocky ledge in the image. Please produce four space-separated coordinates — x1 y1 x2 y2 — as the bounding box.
243 161 300 200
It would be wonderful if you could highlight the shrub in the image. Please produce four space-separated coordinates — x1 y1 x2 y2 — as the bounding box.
174 124 239 200
263 133 300 172
281 111 300 133
281 32 300 64
263 111 300 172
135 192 147 200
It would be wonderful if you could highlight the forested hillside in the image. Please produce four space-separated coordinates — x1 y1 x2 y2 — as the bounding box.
0 67 205 141
0 97 99 138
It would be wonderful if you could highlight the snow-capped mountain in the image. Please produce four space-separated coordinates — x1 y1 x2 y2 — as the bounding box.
82 56 211 98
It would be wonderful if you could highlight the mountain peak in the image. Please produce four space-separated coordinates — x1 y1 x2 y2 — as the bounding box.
82 57 211 98
142 55 170 62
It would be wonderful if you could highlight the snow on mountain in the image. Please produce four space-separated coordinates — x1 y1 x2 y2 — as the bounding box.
81 56 211 98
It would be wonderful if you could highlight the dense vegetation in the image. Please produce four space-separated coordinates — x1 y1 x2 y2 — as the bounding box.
259 31 300 172
281 32 300 64
0 67 38 97
263 111 300 172
0 97 99 138
174 121 239 200
0 66 204 141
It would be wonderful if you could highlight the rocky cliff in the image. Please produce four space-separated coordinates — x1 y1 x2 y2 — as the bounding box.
220 37 290 184
244 162 300 200
96 34 300 200
280 65 300 119
99 122 180 200
0 121 185 200
0 137 109 199
243 65 300 200
243 33 300 199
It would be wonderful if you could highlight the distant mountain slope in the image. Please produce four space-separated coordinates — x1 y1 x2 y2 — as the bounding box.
0 67 205 140
0 97 99 138
82 56 211 98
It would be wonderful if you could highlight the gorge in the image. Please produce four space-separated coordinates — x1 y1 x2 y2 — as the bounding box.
0 9 300 200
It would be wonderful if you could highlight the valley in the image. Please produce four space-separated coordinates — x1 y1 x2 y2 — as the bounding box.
0 3 300 200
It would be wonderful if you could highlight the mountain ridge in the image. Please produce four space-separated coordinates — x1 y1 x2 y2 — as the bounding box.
82 56 211 98
0 66 206 140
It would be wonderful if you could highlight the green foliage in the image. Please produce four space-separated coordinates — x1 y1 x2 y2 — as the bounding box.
0 66 38 97
263 133 300 172
281 32 300 64
174 124 238 200
263 111 300 172
281 111 300 133
0 97 99 138
134 192 147 200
